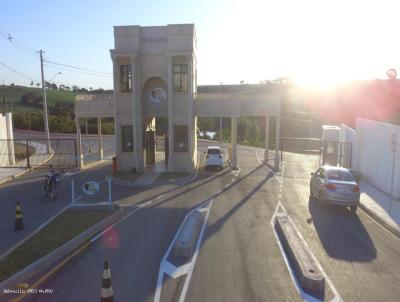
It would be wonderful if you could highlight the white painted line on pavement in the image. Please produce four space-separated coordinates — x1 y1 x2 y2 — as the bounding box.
154 199 214 302
231 165 241 177
225 184 230 188
178 199 213 302
271 201 342 302
231 179 235 183
217 189 223 194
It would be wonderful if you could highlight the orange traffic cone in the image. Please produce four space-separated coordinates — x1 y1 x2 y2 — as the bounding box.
14 202 23 231
100 260 114 302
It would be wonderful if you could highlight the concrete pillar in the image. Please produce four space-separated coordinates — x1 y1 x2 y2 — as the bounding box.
75 117 84 168
136 60 144 172
274 116 281 171
167 56 174 172
264 115 270 163
187 55 194 170
97 116 103 160
231 117 238 169
5 112 15 165
131 60 139 170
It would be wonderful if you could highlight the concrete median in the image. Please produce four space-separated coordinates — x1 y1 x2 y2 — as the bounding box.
173 211 203 258
274 214 324 292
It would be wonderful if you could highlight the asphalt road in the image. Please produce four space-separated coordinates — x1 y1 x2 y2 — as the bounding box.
2 140 400 302
0 161 115 256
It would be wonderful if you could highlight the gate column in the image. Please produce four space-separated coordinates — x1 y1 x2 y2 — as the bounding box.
75 117 84 168
231 116 238 169
264 115 270 163
5 112 15 165
167 56 174 172
97 116 103 160
274 116 281 171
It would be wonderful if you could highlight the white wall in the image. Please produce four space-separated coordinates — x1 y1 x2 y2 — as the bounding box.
339 123 356 168
0 114 8 166
354 118 400 199
0 113 14 166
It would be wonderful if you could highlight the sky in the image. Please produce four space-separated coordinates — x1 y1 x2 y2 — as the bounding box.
1 0 400 90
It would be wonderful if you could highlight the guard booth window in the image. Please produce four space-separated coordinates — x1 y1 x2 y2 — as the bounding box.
173 64 188 92
174 125 188 152
120 65 132 93
121 125 133 152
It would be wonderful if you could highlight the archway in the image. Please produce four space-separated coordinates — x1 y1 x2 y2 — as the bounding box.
142 77 168 172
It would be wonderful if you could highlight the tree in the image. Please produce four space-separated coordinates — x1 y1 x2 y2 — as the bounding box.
36 83 40 88
30 81 34 86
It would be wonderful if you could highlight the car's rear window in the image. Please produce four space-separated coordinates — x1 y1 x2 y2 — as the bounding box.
327 170 355 181
207 148 221 155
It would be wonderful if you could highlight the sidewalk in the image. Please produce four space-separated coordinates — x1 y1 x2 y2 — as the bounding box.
0 168 27 185
0 141 53 185
359 180 400 237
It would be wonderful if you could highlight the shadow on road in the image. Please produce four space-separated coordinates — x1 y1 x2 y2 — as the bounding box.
308 197 377 262
203 166 275 241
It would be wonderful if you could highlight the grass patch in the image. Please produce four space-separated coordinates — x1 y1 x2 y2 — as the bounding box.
0 208 116 282
156 172 190 181
112 172 143 182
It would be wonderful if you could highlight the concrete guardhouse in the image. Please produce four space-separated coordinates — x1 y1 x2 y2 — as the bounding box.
75 23 282 173
110 24 197 173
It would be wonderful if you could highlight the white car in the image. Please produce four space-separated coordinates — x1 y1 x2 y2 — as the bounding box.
205 146 224 171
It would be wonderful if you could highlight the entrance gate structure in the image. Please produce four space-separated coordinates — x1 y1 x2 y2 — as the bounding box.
74 94 114 168
76 24 283 173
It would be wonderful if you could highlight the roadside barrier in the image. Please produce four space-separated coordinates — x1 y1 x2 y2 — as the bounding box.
101 260 114 302
14 202 24 231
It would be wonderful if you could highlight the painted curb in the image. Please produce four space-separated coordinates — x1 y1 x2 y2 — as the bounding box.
0 207 125 292
359 202 400 239
274 214 324 292
172 211 203 258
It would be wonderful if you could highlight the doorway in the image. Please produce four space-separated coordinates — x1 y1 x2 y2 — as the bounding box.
143 116 167 173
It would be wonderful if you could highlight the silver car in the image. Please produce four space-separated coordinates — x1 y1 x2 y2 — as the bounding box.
310 166 360 213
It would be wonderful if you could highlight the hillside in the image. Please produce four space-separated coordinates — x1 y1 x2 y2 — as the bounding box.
1 85 75 113
1 85 114 134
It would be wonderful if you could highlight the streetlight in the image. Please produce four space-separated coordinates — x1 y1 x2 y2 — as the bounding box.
50 72 62 82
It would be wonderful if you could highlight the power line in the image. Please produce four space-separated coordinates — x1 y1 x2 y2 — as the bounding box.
44 63 112 78
0 62 38 82
0 26 39 58
44 60 112 76
0 62 105 90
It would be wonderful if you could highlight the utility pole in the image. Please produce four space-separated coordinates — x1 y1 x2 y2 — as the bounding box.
38 50 51 153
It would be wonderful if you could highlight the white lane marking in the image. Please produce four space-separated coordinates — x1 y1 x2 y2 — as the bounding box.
178 200 213 302
272 162 342 302
156 194 165 200
217 189 223 194
231 179 235 183
231 165 241 177
225 184 230 188
154 199 213 302
255 150 283 185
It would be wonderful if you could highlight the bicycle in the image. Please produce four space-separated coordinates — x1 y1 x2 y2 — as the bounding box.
43 169 63 201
